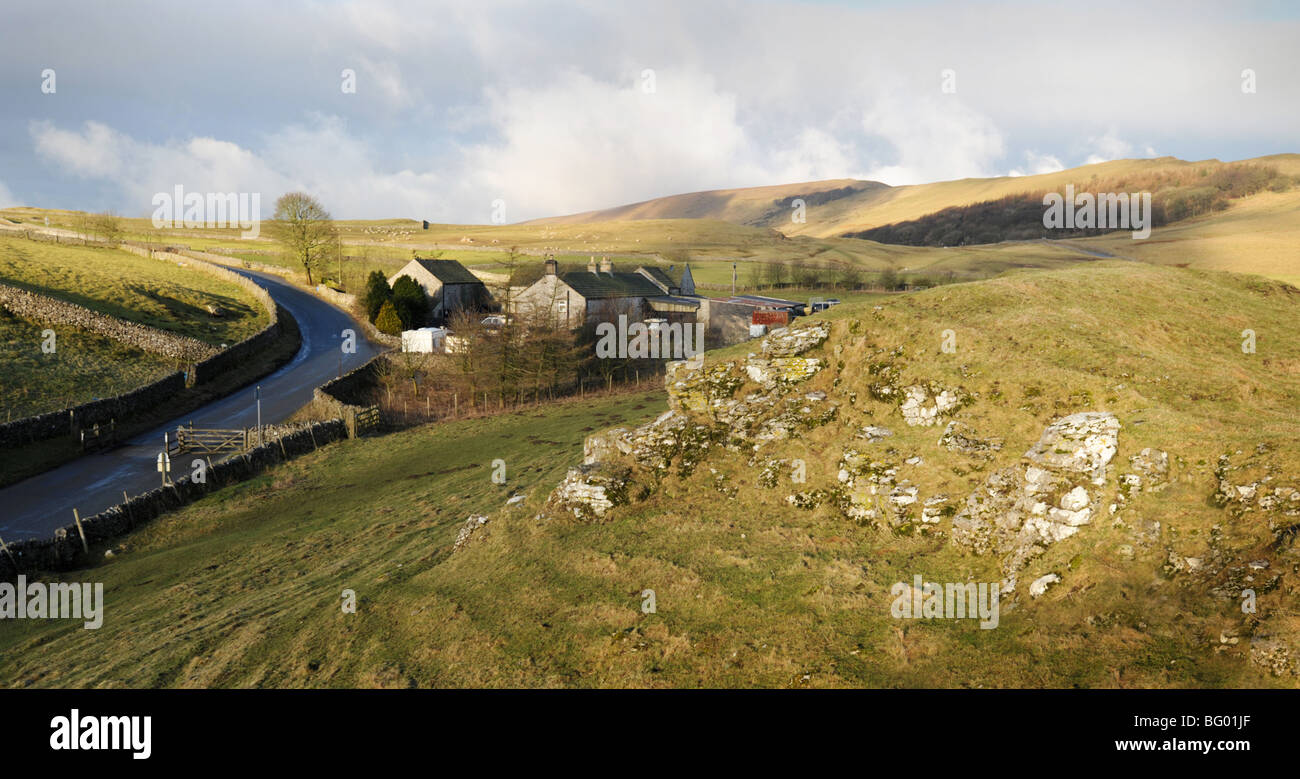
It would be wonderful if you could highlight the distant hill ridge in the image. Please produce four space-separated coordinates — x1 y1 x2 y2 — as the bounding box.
527 154 1300 240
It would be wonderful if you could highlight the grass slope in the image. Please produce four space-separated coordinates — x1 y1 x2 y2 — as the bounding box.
0 390 667 687
1075 188 1300 287
0 234 267 345
3 263 1297 688
0 307 174 419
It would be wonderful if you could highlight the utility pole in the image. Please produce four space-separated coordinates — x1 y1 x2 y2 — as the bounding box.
732 262 737 295
255 385 262 444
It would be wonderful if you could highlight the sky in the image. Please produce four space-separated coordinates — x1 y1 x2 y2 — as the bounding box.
1 0 1297 223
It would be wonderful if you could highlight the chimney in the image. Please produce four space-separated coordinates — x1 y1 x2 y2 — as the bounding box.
588 257 598 274
599 256 613 274
544 257 558 276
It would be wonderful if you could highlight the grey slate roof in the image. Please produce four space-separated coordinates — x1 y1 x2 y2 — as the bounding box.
411 258 483 285
647 295 701 311
638 266 678 290
560 270 665 299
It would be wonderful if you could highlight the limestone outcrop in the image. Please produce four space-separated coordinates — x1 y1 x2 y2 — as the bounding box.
950 412 1121 584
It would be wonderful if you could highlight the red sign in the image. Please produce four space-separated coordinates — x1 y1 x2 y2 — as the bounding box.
752 310 790 326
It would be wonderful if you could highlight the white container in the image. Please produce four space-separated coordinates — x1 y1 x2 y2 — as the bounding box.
401 327 448 353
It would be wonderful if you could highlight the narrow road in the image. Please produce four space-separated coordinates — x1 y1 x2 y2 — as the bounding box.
0 268 382 540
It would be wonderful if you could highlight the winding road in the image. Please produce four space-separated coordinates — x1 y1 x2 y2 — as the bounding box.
0 267 382 540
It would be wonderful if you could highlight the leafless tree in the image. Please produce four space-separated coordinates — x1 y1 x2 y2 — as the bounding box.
268 192 340 285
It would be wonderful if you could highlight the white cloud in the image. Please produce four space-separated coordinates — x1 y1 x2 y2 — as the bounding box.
0 179 17 208
768 128 863 183
29 117 447 220
355 56 418 109
461 70 766 219
1082 130 1157 165
1008 151 1065 177
31 121 129 178
859 96 1005 185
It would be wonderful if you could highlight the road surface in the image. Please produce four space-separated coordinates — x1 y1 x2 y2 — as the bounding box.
0 268 382 540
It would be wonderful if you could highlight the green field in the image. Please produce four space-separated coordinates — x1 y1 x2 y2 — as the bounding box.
0 390 667 687
4 262 1298 688
0 233 267 345
1076 187 1300 287
0 308 175 419
0 205 1117 299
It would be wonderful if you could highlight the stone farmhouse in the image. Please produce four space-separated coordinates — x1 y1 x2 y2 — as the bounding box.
387 258 493 325
511 257 779 349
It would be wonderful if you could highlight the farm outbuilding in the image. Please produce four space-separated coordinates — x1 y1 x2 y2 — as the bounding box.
401 326 449 353
388 258 493 325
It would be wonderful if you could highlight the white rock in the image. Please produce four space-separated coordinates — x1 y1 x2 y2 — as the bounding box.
1060 486 1090 512
1029 573 1061 597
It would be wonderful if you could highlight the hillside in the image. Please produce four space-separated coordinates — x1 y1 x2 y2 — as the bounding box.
1074 187 1300 288
0 233 267 345
4 262 1298 688
1 206 1102 291
529 155 1300 240
0 309 174 418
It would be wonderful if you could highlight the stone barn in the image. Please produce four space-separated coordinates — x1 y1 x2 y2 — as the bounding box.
388 258 493 325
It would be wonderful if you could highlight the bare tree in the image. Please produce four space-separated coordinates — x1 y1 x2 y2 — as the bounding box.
268 192 340 285
93 211 123 246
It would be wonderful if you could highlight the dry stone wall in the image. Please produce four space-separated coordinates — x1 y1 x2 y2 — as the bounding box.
0 282 216 362
140 247 282 385
0 372 187 447
0 240 283 448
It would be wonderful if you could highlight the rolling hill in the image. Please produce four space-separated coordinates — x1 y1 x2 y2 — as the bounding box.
528 155 1300 240
5 262 1298 688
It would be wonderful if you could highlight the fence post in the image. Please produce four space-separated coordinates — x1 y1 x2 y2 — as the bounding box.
72 509 89 555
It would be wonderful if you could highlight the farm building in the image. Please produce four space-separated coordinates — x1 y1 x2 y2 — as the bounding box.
512 257 769 349
511 257 698 330
400 326 449 353
387 258 493 325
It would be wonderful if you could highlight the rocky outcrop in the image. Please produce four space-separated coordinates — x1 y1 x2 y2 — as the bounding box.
856 425 893 443
453 515 489 552
900 384 963 426
547 322 832 521
745 356 823 389
1249 635 1298 678
1023 411 1121 486
951 412 1121 583
938 420 1002 456
760 322 829 357
548 464 632 521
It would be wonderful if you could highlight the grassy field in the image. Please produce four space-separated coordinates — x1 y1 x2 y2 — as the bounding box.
1076 187 1300 287
3 262 1298 688
0 307 175 419
4 206 1108 301
0 233 267 345
0 390 668 687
